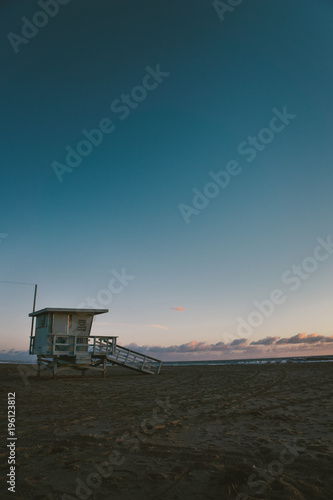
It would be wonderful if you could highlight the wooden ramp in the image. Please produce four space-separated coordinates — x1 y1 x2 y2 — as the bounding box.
106 344 162 375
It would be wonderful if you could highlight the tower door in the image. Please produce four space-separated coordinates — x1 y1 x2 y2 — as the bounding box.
52 314 69 335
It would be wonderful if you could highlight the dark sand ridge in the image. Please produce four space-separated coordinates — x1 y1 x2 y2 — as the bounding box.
0 362 332 499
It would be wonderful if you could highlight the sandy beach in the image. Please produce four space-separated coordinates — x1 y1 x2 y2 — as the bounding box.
1 362 332 499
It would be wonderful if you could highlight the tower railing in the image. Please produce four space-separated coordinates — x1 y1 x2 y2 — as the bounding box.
30 335 118 356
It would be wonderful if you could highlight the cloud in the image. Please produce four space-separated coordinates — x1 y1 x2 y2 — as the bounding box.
170 307 185 311
251 336 279 346
276 333 327 345
124 332 333 358
148 324 169 330
107 323 169 331
230 338 248 347
126 339 244 354
210 342 227 351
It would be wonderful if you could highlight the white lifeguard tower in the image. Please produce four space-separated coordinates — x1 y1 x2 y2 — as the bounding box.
29 308 162 378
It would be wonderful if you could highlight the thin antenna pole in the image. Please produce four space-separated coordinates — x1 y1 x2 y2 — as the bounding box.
30 284 38 339
32 284 37 313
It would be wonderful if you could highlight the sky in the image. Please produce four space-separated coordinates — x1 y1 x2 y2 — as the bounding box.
1 0 333 361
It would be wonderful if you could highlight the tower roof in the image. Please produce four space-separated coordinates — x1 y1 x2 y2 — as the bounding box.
29 308 108 317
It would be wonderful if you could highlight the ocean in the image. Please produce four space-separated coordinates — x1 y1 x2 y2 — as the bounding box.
162 354 333 366
2 354 332 365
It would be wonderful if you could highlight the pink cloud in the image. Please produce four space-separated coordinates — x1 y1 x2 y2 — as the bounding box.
170 307 185 311
276 332 329 344
107 323 169 331
251 336 279 346
124 332 333 360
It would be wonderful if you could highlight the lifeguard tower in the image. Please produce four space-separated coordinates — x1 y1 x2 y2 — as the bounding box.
29 308 162 378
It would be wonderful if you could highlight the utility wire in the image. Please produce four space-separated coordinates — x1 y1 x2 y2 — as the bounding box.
0 280 37 286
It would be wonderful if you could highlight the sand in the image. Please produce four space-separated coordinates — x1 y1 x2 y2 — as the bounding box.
0 362 332 499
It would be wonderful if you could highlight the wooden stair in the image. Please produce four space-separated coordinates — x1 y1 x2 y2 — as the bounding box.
106 345 162 375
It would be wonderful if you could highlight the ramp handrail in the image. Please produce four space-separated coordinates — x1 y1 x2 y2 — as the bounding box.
106 345 162 374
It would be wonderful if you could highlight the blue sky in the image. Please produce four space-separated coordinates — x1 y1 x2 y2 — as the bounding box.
1 0 333 360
